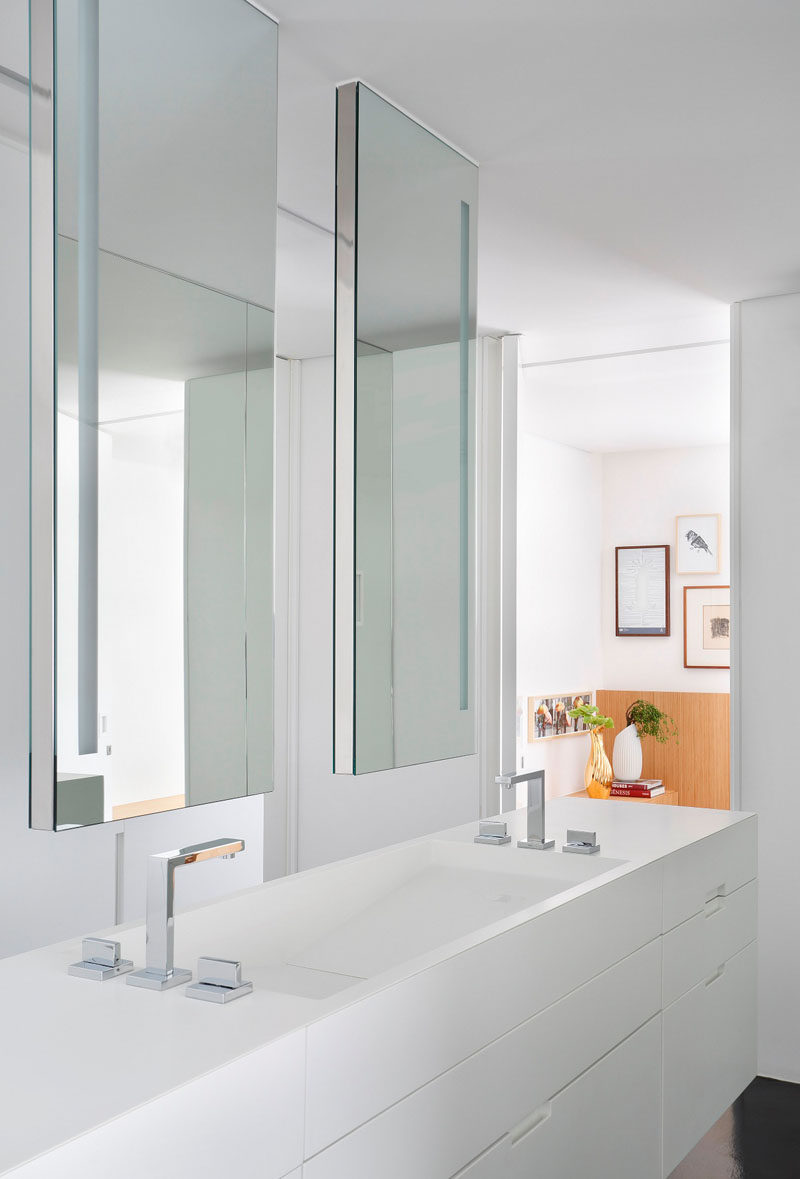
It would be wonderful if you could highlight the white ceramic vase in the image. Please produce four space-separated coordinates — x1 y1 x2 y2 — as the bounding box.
612 723 643 781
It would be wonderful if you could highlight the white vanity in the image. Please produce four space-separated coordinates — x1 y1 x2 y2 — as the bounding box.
0 798 756 1179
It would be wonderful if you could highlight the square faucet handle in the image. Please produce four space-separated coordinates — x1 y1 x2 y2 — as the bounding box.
68 937 134 980
82 937 123 967
474 819 512 845
197 957 243 989
187 957 253 1003
563 829 601 855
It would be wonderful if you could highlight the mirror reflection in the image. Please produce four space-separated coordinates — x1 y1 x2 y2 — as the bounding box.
335 83 478 773
38 0 278 827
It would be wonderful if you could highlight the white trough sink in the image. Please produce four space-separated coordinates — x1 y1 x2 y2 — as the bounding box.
285 839 625 981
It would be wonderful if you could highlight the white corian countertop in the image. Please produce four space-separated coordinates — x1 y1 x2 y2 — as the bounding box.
0 797 752 1175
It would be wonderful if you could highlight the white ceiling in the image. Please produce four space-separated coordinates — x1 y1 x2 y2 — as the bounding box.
270 0 800 364
519 341 730 453
4 0 798 444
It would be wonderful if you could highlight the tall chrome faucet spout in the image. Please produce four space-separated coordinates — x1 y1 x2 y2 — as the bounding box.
127 837 245 991
494 770 554 850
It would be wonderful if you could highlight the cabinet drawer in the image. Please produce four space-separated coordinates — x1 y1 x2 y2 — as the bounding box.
305 862 661 1155
508 1016 661 1179
449 1137 511 1179
663 940 757 1176
303 940 660 1179
663 878 757 1006
662 818 757 933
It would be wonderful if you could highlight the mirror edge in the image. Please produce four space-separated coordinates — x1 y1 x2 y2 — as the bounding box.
333 80 358 775
29 0 57 831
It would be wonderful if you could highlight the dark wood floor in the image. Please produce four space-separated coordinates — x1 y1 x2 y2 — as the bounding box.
670 1078 800 1179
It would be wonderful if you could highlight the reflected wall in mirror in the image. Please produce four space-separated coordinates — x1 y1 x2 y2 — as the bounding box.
30 0 278 828
334 82 478 774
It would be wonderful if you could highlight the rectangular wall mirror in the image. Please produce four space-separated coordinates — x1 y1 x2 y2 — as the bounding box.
334 82 478 774
29 0 278 828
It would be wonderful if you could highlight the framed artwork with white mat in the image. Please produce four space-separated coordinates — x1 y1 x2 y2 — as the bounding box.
684 584 730 669
676 514 720 574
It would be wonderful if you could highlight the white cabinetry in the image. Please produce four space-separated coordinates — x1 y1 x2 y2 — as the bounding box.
450 1140 511 1178
663 942 757 1174
1 812 757 1179
507 1017 662 1179
305 864 661 1156
661 820 757 932
305 819 757 1179
305 942 660 1179
660 825 758 1175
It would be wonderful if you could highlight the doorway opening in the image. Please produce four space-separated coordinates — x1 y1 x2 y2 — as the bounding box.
515 339 730 810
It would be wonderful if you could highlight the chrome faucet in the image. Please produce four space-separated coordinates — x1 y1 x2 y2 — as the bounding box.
127 838 245 991
495 769 554 850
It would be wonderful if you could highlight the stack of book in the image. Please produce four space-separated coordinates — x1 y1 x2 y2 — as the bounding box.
610 778 665 798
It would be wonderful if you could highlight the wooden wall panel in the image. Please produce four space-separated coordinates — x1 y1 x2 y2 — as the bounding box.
596 690 730 810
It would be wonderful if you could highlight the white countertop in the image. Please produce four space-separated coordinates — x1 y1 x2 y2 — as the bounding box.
0 797 751 1175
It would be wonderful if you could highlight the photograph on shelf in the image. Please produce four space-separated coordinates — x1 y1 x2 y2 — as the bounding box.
527 692 595 741
675 513 720 574
684 584 730 668
615 544 670 636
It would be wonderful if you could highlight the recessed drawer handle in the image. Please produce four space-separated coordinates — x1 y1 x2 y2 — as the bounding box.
510 1102 552 1145
704 895 725 918
705 883 726 903
704 963 725 987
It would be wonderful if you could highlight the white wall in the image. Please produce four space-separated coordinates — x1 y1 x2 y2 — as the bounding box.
602 446 730 694
517 434 604 694
0 94 265 960
734 292 800 1082
516 434 603 798
296 357 481 870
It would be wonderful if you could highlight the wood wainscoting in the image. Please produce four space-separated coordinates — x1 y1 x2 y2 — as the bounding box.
596 690 730 810
111 794 185 821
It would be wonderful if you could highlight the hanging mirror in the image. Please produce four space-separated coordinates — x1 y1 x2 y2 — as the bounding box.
334 82 479 774
29 0 278 827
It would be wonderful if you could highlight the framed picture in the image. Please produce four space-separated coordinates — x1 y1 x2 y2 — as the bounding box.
615 545 670 636
527 692 594 741
684 585 730 669
676 514 720 574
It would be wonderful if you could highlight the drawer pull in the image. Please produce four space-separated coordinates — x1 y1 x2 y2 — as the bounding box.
705 883 726 903
704 963 725 987
511 1102 552 1145
704 895 725 918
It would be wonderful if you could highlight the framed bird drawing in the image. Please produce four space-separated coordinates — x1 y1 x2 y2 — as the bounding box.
675 514 721 574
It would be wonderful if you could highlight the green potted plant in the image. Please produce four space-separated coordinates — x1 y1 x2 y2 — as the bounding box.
567 703 615 797
613 698 678 781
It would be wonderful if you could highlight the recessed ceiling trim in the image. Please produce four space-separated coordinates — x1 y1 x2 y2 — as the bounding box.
522 338 729 369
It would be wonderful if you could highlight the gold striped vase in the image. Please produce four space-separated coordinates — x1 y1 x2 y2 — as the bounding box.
584 728 613 797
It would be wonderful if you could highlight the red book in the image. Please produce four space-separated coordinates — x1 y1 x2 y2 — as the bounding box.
610 784 666 797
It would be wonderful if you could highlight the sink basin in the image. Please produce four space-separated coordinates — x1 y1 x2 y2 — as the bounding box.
287 839 624 980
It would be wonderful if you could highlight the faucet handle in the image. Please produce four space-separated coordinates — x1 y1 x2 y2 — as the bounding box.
68 937 134 981
186 957 253 1004
197 957 243 988
474 819 512 845
563 829 601 855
